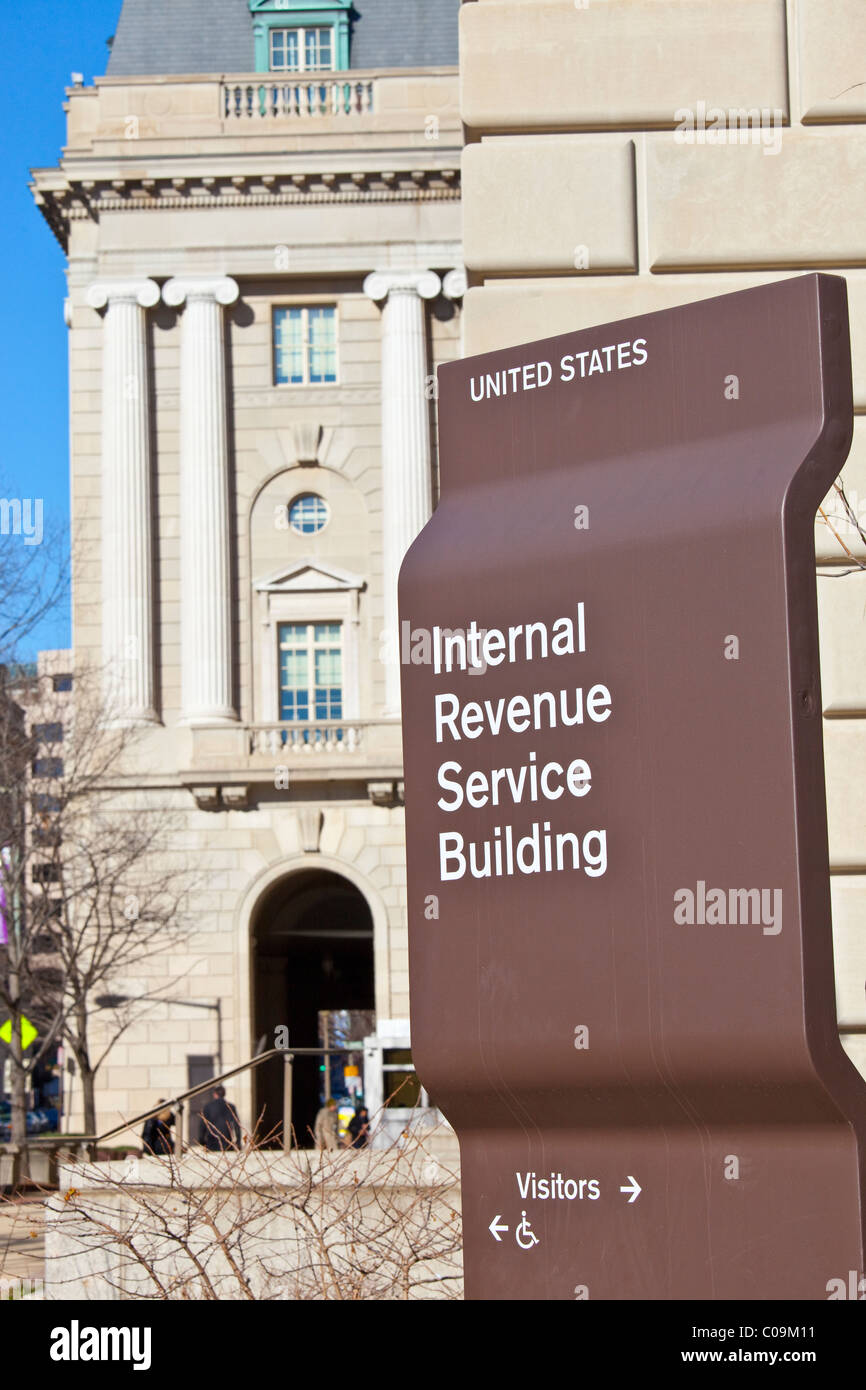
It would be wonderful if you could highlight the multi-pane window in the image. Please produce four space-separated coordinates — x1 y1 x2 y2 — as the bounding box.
278 623 343 723
270 26 334 73
288 494 329 535
274 306 337 386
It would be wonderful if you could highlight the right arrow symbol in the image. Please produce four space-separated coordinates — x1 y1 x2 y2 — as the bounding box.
620 1176 641 1203
489 1215 509 1241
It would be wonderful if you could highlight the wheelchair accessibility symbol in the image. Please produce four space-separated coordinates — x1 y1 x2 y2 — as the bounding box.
516 1211 539 1250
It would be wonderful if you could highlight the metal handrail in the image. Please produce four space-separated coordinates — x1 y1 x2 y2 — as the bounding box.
82 1045 360 1157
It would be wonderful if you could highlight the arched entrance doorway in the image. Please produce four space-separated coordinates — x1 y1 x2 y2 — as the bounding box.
251 868 375 1146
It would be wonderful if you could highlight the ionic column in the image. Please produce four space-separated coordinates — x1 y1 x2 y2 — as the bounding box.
443 266 467 354
363 269 441 715
442 268 467 300
87 278 161 725
163 276 239 724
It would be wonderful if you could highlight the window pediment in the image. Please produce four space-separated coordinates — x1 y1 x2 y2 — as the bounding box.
255 561 365 594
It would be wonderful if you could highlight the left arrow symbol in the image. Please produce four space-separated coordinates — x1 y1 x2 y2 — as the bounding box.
489 1215 509 1241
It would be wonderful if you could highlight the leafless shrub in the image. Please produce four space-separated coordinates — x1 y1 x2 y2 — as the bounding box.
44 1124 462 1301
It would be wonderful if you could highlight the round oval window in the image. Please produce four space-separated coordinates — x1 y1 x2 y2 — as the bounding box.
288 493 329 535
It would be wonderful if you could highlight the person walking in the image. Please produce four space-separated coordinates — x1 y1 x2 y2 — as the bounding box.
197 1085 241 1151
346 1105 370 1150
141 1101 175 1157
313 1096 340 1150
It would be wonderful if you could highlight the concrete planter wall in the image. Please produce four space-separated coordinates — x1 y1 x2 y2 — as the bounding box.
0 1143 83 1189
45 1144 463 1301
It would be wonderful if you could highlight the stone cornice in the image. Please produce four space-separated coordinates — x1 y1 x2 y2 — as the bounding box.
31 168 461 251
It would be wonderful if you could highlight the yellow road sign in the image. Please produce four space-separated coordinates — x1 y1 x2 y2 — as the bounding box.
0 1016 38 1049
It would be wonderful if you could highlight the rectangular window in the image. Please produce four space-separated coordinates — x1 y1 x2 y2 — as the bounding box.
34 723 63 744
273 307 339 386
274 306 337 386
32 932 59 954
32 757 63 778
270 26 333 72
31 863 60 884
278 622 343 723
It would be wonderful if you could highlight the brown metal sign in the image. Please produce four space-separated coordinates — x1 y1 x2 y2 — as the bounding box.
399 274 866 1300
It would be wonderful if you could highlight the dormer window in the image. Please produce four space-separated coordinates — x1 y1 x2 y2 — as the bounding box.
251 2 351 75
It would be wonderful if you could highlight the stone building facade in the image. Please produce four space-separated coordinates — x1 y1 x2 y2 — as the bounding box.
459 0 866 1080
33 0 865 1146
31 0 463 1140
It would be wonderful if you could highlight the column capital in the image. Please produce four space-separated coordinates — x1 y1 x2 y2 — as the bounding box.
86 278 160 311
442 267 467 300
363 269 441 303
163 276 239 308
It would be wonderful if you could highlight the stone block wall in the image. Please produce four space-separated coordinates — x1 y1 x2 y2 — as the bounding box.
459 0 866 1076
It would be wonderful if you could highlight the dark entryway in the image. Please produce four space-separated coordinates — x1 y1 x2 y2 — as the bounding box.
252 868 374 1146
186 1055 216 1145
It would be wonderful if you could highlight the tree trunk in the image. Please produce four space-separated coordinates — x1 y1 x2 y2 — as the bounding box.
72 1005 97 1154
8 985 28 1187
80 1064 97 1141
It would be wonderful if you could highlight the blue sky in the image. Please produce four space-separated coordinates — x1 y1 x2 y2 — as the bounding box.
1 0 122 658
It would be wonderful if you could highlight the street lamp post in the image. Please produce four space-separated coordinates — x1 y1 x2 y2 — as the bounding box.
94 992 223 1073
